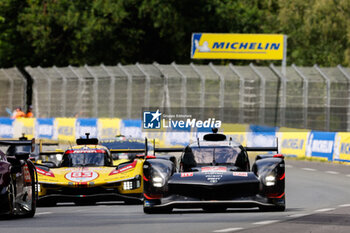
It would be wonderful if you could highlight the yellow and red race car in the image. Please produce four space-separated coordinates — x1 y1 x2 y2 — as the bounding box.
35 136 145 206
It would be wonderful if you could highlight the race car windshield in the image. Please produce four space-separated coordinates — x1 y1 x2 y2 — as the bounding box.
61 152 107 167
191 146 240 165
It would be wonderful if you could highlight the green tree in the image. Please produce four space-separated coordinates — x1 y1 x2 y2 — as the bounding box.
278 0 350 66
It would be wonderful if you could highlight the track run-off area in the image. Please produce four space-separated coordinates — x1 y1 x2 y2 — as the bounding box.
1 159 350 233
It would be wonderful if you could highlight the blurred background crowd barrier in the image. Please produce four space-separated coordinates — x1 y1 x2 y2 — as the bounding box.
1 64 350 131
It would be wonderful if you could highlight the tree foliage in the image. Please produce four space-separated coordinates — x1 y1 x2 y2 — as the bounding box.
0 0 349 67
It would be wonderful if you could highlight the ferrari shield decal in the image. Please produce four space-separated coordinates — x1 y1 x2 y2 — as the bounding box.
65 170 99 182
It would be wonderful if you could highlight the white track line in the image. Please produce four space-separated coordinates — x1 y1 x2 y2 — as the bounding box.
213 228 243 232
346 174 350 177
285 165 293 168
36 212 52 215
325 171 339 175
302 168 317 171
338 204 350 207
314 208 335 212
253 220 280 225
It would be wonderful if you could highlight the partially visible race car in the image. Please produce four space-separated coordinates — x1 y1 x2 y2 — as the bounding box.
0 139 37 218
101 135 153 163
5 135 60 163
36 135 146 206
143 131 285 213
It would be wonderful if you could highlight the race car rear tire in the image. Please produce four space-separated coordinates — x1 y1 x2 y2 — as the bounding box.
143 206 172 214
259 205 286 212
124 199 143 205
259 204 285 212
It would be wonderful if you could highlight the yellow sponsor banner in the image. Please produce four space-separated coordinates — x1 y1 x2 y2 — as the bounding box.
334 132 350 162
14 118 35 139
56 118 76 142
191 33 285 60
279 127 309 158
145 131 167 147
98 118 121 139
221 123 248 146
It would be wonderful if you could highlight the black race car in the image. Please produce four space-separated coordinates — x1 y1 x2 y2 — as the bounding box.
0 139 37 218
143 131 285 213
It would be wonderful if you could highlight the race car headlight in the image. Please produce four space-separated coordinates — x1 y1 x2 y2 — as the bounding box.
123 181 133 190
123 176 141 190
265 175 276 186
35 183 41 193
152 176 164 187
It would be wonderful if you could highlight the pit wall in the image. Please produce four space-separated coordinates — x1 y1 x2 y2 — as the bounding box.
0 117 349 163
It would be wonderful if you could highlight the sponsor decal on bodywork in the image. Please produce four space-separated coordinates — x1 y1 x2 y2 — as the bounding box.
232 172 248 177
109 160 137 175
23 165 32 183
65 170 99 182
37 167 55 177
201 166 227 172
181 172 193 177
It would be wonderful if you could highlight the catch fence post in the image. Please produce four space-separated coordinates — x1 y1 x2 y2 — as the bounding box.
292 64 308 129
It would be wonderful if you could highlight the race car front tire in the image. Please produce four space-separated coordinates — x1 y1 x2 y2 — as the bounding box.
23 171 36 218
143 206 172 214
259 204 285 212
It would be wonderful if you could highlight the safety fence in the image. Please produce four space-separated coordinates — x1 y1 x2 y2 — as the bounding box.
0 67 27 116
0 117 349 163
2 64 350 132
22 64 350 132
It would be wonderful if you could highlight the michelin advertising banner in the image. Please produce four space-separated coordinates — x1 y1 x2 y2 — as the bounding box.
36 118 55 139
334 132 350 162
14 118 35 139
247 125 277 147
1 117 350 163
0 118 14 138
56 118 76 141
306 131 336 161
279 127 309 158
191 33 286 60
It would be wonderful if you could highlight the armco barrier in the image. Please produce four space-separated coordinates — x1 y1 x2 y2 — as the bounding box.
1 117 350 163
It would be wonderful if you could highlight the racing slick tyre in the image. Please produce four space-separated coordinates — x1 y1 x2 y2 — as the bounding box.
23 171 36 218
143 206 172 214
124 199 143 205
0 177 15 219
259 204 285 212
259 195 286 212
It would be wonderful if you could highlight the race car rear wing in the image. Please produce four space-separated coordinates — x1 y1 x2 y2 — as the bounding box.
152 146 278 153
39 150 65 156
0 138 36 152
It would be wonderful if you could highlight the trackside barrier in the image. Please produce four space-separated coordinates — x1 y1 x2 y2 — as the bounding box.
0 117 350 163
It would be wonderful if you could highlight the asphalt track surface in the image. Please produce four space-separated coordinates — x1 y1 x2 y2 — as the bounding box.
1 159 350 233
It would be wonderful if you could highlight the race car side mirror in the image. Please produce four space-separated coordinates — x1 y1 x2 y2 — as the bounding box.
14 151 30 161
